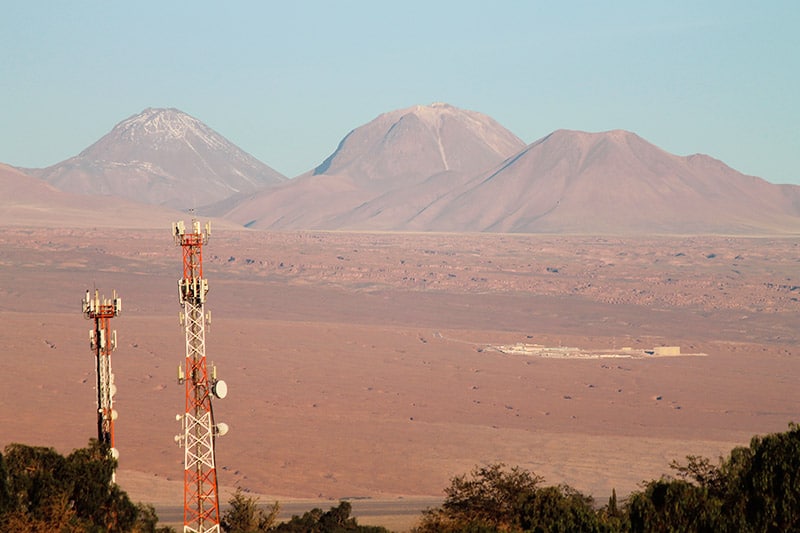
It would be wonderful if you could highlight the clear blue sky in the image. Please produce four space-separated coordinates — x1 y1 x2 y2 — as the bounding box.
2 2 798 184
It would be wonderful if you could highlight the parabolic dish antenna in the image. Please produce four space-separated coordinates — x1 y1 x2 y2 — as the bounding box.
212 379 228 399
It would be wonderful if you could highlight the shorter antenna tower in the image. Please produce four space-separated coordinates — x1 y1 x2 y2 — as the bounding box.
82 289 122 463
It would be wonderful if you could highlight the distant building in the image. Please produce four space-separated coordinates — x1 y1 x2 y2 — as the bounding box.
649 346 681 356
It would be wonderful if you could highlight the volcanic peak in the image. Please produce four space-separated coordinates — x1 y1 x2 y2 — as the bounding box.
311 102 526 180
27 107 286 209
87 107 227 154
391 102 522 158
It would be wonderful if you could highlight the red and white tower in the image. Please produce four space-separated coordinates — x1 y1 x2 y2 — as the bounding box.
173 220 228 533
81 289 122 463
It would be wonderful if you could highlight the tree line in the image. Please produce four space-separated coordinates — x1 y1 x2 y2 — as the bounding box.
413 422 800 532
223 423 800 532
3 423 800 531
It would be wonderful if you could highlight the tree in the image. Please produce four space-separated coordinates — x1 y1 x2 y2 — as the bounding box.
132 503 177 533
272 501 387 533
0 440 167 532
64 439 138 531
2 442 69 524
439 463 543 530
597 488 625 532
626 478 720 533
0 452 11 516
0 492 85 533
221 488 280 533
518 484 608 533
726 422 800 531
416 425 800 532
625 423 800 532
416 463 610 532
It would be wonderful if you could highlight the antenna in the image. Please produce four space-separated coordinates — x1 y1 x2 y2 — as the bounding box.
82 289 122 475
173 219 227 533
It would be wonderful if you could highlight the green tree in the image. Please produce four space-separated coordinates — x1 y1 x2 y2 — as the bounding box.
0 491 86 533
2 442 69 523
626 478 720 533
221 488 280 533
725 423 800 531
518 484 608 533
595 488 626 532
0 440 167 532
416 425 800 533
416 463 611 532
64 439 138 531
631 423 800 532
132 503 178 533
434 463 543 531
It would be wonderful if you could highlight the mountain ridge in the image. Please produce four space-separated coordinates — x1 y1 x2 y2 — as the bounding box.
6 104 800 234
214 110 800 234
0 163 185 228
403 128 800 234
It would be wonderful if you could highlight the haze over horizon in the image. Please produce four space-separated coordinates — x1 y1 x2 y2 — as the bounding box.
2 2 798 185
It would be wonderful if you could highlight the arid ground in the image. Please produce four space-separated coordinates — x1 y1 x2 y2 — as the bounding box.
1 228 798 529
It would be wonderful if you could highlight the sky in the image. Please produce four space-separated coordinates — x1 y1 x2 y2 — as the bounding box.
2 2 799 184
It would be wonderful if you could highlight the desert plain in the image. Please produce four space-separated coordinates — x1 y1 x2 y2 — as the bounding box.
1 227 798 529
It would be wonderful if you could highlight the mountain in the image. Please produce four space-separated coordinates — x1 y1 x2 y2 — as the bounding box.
211 105 800 234
404 129 800 234
10 104 799 234
312 102 526 186
0 163 184 228
207 103 527 229
25 108 286 209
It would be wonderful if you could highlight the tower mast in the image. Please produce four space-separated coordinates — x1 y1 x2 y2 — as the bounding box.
81 289 122 464
173 220 227 533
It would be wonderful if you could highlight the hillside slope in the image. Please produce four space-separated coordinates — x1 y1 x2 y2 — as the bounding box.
406 129 800 234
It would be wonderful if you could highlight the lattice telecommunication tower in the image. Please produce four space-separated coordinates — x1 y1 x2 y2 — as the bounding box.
173 220 228 533
81 289 122 466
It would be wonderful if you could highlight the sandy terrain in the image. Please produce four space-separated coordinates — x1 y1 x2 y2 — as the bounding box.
1 228 798 528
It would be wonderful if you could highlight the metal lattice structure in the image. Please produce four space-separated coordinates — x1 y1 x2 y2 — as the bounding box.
173 220 227 533
81 289 122 463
